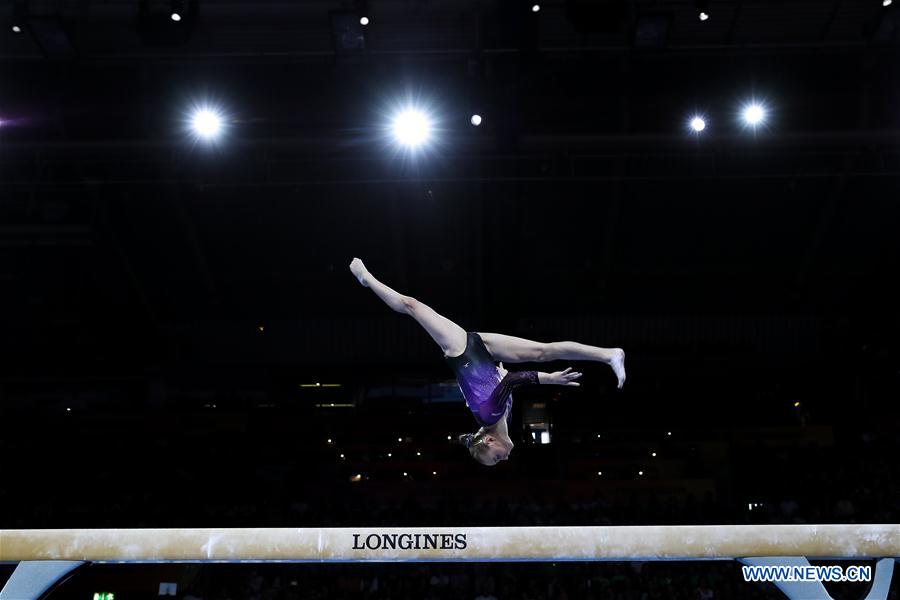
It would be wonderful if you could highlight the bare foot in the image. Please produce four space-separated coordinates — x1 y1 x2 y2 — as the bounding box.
349 257 370 287
610 348 626 389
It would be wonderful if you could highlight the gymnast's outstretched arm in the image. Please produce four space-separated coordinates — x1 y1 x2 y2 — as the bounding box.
496 361 582 387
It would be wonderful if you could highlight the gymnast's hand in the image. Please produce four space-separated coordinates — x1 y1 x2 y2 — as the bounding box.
542 367 582 386
496 362 509 379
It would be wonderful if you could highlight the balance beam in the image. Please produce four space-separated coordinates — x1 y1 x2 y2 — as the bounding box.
2 525 898 562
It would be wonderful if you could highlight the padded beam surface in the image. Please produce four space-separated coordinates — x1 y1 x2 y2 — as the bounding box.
2 525 898 563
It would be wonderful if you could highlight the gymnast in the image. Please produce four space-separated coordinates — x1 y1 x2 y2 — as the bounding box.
349 258 626 466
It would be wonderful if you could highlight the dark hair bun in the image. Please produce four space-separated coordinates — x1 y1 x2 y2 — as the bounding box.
458 433 475 448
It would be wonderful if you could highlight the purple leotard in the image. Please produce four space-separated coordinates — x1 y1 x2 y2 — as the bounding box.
445 332 539 427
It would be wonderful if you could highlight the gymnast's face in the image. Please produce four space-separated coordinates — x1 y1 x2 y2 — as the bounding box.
481 435 511 466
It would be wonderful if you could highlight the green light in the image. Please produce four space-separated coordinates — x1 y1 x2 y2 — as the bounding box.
93 593 115 600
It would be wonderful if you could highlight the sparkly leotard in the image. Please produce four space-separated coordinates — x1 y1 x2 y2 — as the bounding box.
444 332 539 428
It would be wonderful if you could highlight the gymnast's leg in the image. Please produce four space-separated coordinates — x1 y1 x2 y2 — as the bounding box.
349 258 467 358
478 332 626 389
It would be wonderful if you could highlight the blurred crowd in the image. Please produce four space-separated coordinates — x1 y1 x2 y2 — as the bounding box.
4 439 895 529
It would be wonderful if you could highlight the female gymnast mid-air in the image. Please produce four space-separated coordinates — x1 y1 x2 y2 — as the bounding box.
349 258 626 467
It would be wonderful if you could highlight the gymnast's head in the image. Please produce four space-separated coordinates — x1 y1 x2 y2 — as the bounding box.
458 428 511 466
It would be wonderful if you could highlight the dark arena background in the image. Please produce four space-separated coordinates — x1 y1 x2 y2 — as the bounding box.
1 0 899 599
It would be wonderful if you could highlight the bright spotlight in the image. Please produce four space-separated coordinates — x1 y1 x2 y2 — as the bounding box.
12 25 22 33
379 94 443 160
192 109 223 139
470 114 482 126
690 116 706 132
743 103 766 126
392 109 432 148
360 16 369 25
532 4 541 12
699 12 709 21
884 0 892 6
170 12 182 22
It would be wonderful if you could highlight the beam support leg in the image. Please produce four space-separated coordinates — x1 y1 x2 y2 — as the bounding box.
862 558 895 600
0 561 86 600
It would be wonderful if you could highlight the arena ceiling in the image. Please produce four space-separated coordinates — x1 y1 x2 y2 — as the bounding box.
1 1 898 381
